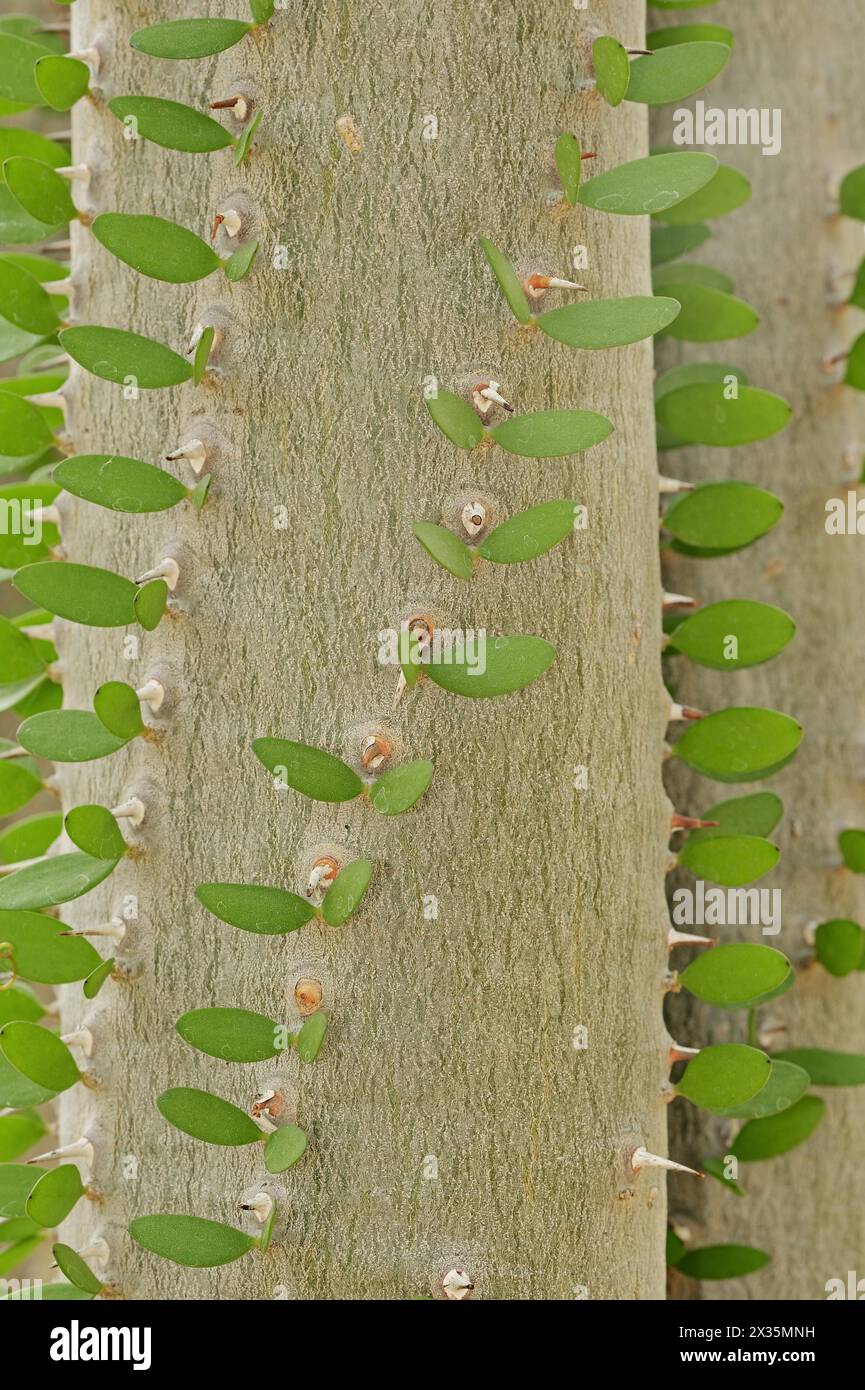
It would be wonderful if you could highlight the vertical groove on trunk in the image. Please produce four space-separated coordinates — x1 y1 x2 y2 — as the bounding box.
657 0 865 1301
61 0 670 1298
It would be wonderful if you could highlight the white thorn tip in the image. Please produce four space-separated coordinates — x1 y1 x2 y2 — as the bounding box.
472 380 513 414
29 1137 94 1166
165 438 207 474
461 501 486 536
135 559 179 591
61 917 125 943
668 928 715 950
442 1267 474 1300
667 1041 700 1063
56 164 91 186
60 1028 93 1057
662 592 698 610
668 701 704 722
67 47 101 73
658 475 694 494
239 1192 273 1224
135 679 165 713
111 798 146 829
630 1146 702 1178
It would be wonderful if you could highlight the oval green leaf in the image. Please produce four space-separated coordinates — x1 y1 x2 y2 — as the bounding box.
133 579 169 631
678 835 779 887
52 1244 103 1295
658 284 758 342
711 1060 810 1120
3 157 75 226
840 165 865 221
65 805 126 861
686 792 783 847
425 389 484 450
647 24 733 49
157 1087 261 1146
296 1012 327 1064
663 482 783 550
0 615 44 684
176 1008 281 1063
369 761 433 816
59 326 192 389
667 600 795 670
679 942 792 1009
593 36 630 107
0 1021 79 1094
0 756 42 818
651 222 711 265
251 739 362 803
0 258 60 335
580 152 717 216
479 500 578 564
0 390 52 458
196 882 315 936
490 409 613 457
773 1048 865 1087
108 96 233 153
626 42 730 106
839 828 865 872
321 859 373 927
677 1043 771 1112
673 707 803 783
92 213 221 284
554 132 582 206
653 160 751 225
676 1245 769 1281
26 1164 82 1226
15 561 137 626
426 634 555 699
412 523 473 580
815 919 865 977
225 239 258 283
93 681 145 741
83 958 114 1000
0 852 118 910
129 1214 256 1268
537 295 680 349
0 1109 46 1162
19 709 129 761
264 1124 307 1174
130 20 252 60
54 454 188 513
34 56 90 112
0 911 99 985
478 237 531 324
731 1095 825 1163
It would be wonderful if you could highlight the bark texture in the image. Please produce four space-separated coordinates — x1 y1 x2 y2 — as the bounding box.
656 0 865 1302
60 0 671 1299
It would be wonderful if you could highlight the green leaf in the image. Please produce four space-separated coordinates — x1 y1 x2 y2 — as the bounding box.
773 1048 865 1087
25 1164 81 1226
658 382 791 446
0 35 46 106
678 835 779 887
651 222 710 265
157 1087 262 1146
848 258 865 311
425 389 484 450
252 739 363 802
677 1043 770 1112
412 523 473 579
83 957 114 999
192 326 215 386
264 1125 307 1174
0 614 44 683
59 326 193 389
0 258 60 334
52 1244 103 1295
133 579 169 631
369 761 433 816
19 709 129 761
701 1155 744 1196
685 792 783 848
666 601 795 670
479 500 578 564
537 296 680 349
296 1012 327 1064
130 1213 257 1268
554 132 582 206
680 942 792 1009
426 634 556 699
34 56 90 112
251 0 276 20
0 128 69 170
234 111 262 167
646 24 733 49
3 157 75 226
0 1214 42 1244
0 910 99 984
0 754 42 818
673 707 803 783
838 828 865 872
626 42 730 105
108 96 233 154
653 160 751 226
676 1245 770 1281
130 20 252 60
93 681 145 741
840 165 865 221
0 390 52 457
592 36 630 107
0 1109 46 1161
176 1008 282 1063
16 561 137 627
711 1060 810 1120
54 454 188 513
490 409 613 457
0 852 118 910
1 1282 93 1301
0 983 44 1025
321 859 373 927
0 812 59 865
225 240 258 282
65 805 126 861
196 882 315 936
814 919 865 977
666 1229 686 1265
478 237 531 324
0 1053 54 1109
0 185 63 247
731 1096 825 1162
0 1233 43 1276
662 482 783 551
0 1164 43 1219
658 284 758 342
579 152 717 216
0 1021 79 1093
92 213 221 284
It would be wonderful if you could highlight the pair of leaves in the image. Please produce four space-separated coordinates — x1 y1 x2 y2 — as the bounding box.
157 1088 306 1173
593 38 730 108
252 739 434 814
197 860 373 935
92 214 257 285
666 600 795 670
662 481 784 555
413 501 579 578
677 1043 771 1112
673 707 803 783
680 943 793 1009
426 389 613 457
15 562 168 629
176 1008 328 1065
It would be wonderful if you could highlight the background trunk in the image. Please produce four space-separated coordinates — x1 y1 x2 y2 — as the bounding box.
58 1 671 1299
657 0 865 1301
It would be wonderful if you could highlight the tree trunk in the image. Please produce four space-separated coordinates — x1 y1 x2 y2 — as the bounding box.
657 0 865 1301
57 1 671 1299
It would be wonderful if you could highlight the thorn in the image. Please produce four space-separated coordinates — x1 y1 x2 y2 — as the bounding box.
360 734 392 771
135 679 165 714
44 277 73 298
670 813 720 833
165 438 207 475
626 48 653 56
662 592 698 611
442 1267 474 1300
239 1192 273 1224
187 323 205 355
60 1028 93 1057
29 1137 94 1167
250 1089 285 1132
580 151 596 160
0 746 26 762
667 1041 700 1064
669 701 705 722
472 380 513 415
59 917 126 944
24 502 62 527
214 209 242 240
306 856 339 900
111 798 146 829
135 558 179 591
668 927 716 950
523 273 588 302
803 919 818 947
210 95 249 121
822 349 849 372
658 475 694 494
210 213 224 243
55 164 91 187
629 1146 703 1178
461 501 486 537
67 47 101 74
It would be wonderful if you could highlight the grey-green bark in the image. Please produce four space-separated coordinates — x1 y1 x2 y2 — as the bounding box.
658 0 865 1302
59 0 670 1298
